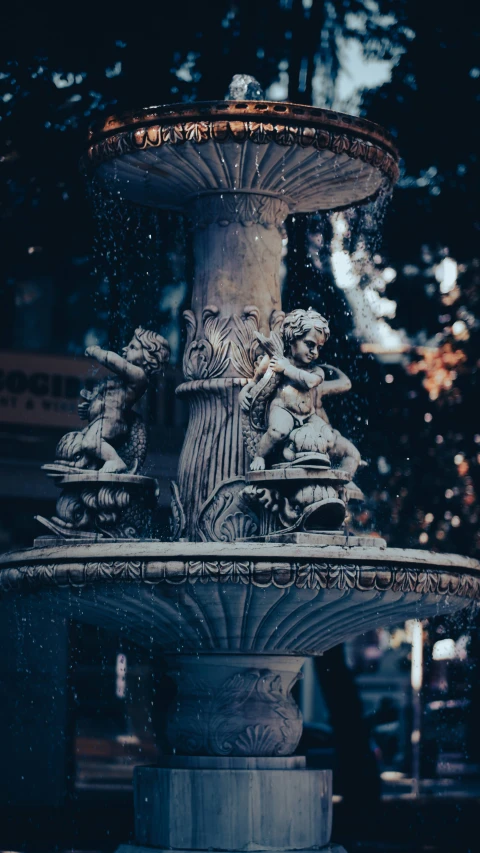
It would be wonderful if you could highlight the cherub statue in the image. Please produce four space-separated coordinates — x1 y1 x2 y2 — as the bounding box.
239 308 361 477
54 328 170 474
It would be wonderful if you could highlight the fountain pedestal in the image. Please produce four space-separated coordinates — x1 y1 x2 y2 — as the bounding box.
133 757 333 852
130 653 335 852
177 194 288 538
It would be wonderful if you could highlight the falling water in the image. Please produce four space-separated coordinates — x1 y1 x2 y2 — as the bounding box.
86 173 187 360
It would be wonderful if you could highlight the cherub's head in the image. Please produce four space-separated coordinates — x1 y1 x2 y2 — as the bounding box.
281 308 330 366
123 327 171 376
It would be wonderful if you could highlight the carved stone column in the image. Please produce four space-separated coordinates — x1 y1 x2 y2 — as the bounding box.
176 193 288 539
190 193 288 339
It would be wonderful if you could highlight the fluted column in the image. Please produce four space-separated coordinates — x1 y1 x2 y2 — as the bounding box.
176 192 288 540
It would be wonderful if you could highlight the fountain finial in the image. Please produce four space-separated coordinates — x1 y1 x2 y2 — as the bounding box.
226 74 264 100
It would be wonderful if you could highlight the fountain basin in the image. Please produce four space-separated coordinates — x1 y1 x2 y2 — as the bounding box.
86 100 398 213
3 538 477 845
1 540 478 656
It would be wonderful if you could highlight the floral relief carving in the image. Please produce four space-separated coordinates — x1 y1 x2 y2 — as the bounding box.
230 306 261 379
84 561 144 581
1 559 480 602
229 307 286 382
188 561 221 584
328 565 358 590
296 563 329 590
87 119 399 185
183 305 231 380
218 561 251 584
167 668 303 757
392 569 418 593
181 303 292 394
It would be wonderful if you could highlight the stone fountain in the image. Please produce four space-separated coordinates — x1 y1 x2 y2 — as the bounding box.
1 77 479 853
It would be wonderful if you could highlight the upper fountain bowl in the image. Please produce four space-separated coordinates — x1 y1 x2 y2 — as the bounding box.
85 100 399 213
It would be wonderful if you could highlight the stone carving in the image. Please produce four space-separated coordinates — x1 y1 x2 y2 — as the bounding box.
54 329 170 474
86 115 399 186
230 307 285 378
2 555 479 602
197 477 281 542
192 194 289 229
36 477 159 540
226 74 265 101
36 328 170 539
183 305 286 386
237 308 363 531
183 306 231 380
177 307 287 540
197 474 341 543
239 308 360 476
170 481 186 541
167 666 302 757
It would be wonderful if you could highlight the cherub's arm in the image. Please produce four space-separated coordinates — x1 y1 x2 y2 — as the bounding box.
85 346 146 385
270 357 324 390
317 364 352 396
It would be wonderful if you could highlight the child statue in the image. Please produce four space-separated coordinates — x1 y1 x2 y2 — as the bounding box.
55 327 170 474
239 308 361 477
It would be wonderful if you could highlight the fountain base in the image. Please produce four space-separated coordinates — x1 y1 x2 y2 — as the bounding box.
130 757 333 851
118 847 347 853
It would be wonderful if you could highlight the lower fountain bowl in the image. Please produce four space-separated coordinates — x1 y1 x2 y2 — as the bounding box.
0 540 478 655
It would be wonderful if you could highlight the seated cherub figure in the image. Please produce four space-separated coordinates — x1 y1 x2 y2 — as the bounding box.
239 308 361 476
57 328 170 474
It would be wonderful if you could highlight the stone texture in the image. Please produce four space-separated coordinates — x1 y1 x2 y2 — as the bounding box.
92 114 395 211
116 846 347 853
1 541 477 657
133 764 332 851
176 194 287 538
165 654 304 757
1 537 478 683
251 531 386 547
156 755 306 769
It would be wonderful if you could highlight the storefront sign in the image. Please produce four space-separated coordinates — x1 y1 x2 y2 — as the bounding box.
0 350 103 429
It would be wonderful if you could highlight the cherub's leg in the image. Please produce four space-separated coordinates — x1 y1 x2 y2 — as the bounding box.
308 414 336 444
330 431 361 478
81 420 127 473
251 407 295 471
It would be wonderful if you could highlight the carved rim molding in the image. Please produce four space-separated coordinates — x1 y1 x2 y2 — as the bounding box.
84 100 399 187
88 100 398 155
1 542 479 600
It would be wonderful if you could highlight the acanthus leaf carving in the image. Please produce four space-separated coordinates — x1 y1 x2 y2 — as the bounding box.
183 305 231 380
269 309 286 334
230 306 261 379
1 558 479 604
182 304 288 386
